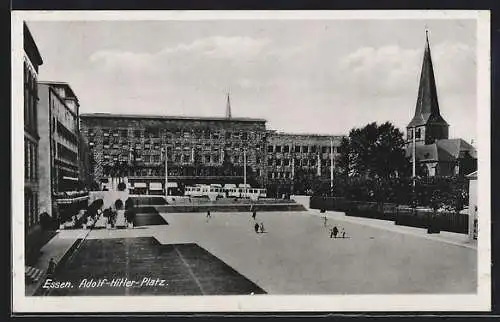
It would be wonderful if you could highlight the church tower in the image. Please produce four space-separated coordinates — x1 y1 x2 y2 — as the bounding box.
407 30 449 146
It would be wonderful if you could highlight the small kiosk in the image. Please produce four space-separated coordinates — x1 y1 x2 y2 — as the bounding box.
466 171 478 241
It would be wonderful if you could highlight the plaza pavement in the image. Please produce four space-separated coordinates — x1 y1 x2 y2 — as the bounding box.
79 209 477 295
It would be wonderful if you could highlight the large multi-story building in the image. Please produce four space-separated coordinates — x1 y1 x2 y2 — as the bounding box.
24 23 43 234
406 31 476 177
37 81 89 221
80 97 345 196
265 132 343 195
80 112 268 195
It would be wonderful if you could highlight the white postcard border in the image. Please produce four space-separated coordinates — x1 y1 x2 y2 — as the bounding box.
11 10 491 313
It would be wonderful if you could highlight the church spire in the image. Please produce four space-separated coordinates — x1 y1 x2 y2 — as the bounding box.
225 90 232 119
407 29 448 129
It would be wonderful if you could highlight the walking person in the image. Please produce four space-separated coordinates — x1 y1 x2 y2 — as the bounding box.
206 210 211 222
341 227 346 238
252 209 257 220
323 216 328 227
333 225 339 238
260 222 265 233
47 258 56 276
254 222 259 234
329 227 334 239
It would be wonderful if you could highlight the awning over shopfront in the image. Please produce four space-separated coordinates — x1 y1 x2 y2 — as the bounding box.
133 182 147 188
62 176 79 181
149 182 163 190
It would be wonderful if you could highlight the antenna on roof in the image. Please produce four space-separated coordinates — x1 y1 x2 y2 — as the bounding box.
225 89 232 119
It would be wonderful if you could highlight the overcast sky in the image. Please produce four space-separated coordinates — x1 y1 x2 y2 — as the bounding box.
27 19 477 142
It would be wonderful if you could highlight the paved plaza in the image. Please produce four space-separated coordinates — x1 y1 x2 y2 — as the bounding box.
36 210 477 295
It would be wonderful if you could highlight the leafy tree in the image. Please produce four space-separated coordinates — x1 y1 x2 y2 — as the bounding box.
338 122 409 180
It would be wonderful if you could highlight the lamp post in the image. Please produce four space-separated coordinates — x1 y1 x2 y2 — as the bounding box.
330 138 334 197
162 147 169 199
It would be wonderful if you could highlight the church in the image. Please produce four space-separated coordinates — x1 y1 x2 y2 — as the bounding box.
405 31 477 177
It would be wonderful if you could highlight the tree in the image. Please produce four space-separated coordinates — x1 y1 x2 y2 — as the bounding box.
338 122 409 180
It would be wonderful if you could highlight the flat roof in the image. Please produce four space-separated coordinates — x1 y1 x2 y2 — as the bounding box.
79 112 267 123
39 81 79 101
268 131 346 138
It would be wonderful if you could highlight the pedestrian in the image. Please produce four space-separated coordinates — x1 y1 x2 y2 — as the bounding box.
254 222 259 233
323 216 328 227
341 227 346 238
260 222 265 233
47 258 56 275
333 226 339 238
252 210 257 220
329 227 334 238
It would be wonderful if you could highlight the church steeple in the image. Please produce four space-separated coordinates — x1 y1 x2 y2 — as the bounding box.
407 29 449 145
225 90 232 119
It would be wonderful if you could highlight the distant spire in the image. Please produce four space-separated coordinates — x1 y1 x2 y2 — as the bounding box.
225 90 232 119
407 28 448 129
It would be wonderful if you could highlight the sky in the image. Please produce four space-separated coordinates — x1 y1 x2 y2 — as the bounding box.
27 19 477 142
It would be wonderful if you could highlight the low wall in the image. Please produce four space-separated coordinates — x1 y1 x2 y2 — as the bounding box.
290 195 311 210
135 203 306 213
89 191 130 209
310 196 469 234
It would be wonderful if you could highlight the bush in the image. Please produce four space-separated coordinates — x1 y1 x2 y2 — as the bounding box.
40 212 52 230
117 182 126 191
125 198 134 210
115 199 124 210
125 209 136 223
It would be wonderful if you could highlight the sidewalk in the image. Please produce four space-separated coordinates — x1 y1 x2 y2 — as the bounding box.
309 209 477 250
25 229 90 296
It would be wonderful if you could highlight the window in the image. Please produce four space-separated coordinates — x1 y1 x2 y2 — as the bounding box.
267 146 274 153
311 146 317 153
275 146 282 153
302 146 309 153
205 155 211 163
284 159 290 166
408 130 413 140
242 132 248 140
415 128 421 139
283 145 290 153
295 146 301 153
267 159 273 166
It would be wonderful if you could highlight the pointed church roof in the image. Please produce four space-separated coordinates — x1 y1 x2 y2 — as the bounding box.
408 30 448 128
225 91 232 119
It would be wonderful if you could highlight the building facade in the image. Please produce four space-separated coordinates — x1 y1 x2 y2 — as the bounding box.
406 31 476 177
37 81 89 221
24 23 43 234
266 132 343 196
80 113 268 195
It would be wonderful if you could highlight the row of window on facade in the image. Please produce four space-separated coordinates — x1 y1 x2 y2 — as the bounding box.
267 145 340 154
87 128 259 141
407 128 422 140
267 158 334 167
96 141 258 152
24 61 38 134
24 138 38 181
268 172 294 179
101 153 260 165
24 190 38 232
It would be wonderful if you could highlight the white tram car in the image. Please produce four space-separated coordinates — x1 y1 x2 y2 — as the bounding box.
184 184 266 201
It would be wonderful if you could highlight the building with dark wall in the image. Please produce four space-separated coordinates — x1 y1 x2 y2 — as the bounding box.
37 81 89 221
24 23 43 234
80 113 268 194
266 132 344 196
406 31 476 177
